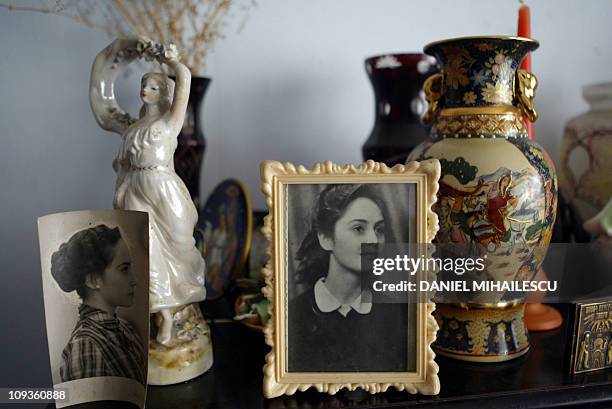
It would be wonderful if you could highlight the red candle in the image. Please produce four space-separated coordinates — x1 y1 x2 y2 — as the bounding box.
517 2 533 140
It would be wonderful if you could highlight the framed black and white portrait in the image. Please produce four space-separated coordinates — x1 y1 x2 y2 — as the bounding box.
38 210 149 408
260 160 441 398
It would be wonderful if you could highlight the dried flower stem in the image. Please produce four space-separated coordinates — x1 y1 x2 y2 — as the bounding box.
128 0 153 38
111 0 141 36
0 2 106 30
1 0 255 75
141 0 165 43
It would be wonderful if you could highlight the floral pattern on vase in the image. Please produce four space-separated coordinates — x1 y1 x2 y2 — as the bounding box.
425 37 537 109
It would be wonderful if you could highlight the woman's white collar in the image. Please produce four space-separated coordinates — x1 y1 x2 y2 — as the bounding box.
313 277 372 317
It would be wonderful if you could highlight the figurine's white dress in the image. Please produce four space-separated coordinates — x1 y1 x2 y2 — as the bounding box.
114 117 206 312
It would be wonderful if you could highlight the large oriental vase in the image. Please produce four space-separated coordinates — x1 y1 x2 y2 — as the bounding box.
408 36 557 362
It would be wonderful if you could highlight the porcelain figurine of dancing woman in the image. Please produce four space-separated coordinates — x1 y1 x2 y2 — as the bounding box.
90 37 212 385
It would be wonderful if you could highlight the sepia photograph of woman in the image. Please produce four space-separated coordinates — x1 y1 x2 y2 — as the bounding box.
288 183 413 372
50 224 146 385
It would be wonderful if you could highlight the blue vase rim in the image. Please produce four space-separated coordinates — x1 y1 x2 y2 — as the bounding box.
424 35 539 55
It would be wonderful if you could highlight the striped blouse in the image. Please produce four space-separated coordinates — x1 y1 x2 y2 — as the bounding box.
60 304 146 385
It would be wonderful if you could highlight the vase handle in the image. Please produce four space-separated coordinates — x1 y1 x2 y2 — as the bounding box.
422 73 443 125
515 69 539 122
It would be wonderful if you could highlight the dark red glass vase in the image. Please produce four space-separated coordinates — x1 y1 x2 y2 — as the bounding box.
362 54 438 166
173 76 210 209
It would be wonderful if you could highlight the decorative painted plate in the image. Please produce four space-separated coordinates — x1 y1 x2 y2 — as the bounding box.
197 179 252 299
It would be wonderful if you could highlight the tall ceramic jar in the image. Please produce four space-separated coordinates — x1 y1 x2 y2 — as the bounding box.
407 36 557 362
362 53 438 166
173 76 210 209
560 81 612 227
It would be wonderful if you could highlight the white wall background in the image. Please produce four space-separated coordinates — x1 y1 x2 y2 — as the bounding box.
1 0 611 385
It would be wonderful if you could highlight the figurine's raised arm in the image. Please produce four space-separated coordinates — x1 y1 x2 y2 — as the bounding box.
89 38 140 135
160 49 192 133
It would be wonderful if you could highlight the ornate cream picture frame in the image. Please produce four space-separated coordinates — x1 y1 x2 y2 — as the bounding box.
260 159 441 398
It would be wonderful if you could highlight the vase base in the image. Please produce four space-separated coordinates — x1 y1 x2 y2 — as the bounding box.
434 303 530 363
433 345 530 363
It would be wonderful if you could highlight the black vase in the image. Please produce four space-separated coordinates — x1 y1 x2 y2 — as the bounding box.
173 76 210 209
362 54 438 166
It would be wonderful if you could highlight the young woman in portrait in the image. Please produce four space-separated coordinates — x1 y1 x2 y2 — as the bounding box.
288 184 409 372
51 225 146 385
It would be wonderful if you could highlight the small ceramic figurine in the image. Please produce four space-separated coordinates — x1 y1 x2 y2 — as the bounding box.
89 37 213 385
